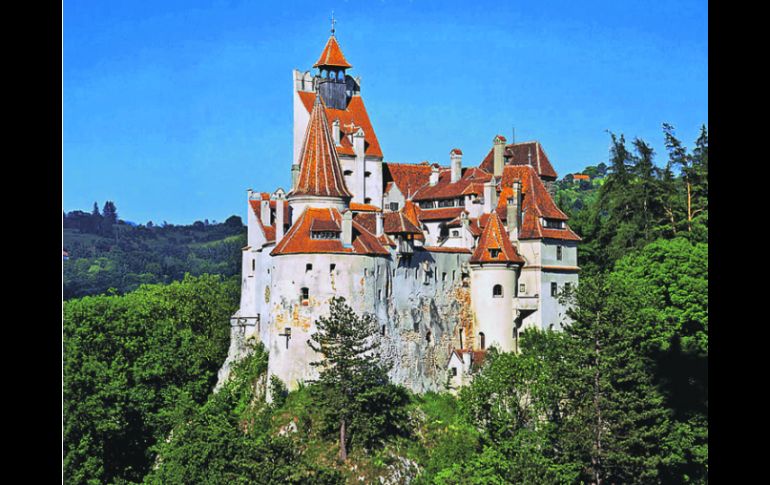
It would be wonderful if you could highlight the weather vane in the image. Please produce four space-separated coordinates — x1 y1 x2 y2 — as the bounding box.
330 11 336 36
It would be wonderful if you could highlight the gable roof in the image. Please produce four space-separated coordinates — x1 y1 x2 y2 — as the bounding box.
412 166 492 201
298 91 383 158
470 213 524 264
271 207 389 257
290 95 353 199
313 35 352 69
494 165 581 241
383 162 434 199
479 141 558 180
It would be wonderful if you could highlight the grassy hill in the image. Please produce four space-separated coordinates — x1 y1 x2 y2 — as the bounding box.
63 215 246 300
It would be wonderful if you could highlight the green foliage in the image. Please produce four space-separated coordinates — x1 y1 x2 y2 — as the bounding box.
269 375 289 408
63 213 245 299
63 274 237 484
308 297 411 457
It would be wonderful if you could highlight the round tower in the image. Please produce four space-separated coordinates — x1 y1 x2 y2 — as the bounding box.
469 213 524 352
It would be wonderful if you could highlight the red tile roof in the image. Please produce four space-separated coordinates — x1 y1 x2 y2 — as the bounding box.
272 207 388 256
384 211 422 234
290 95 353 199
470 213 524 264
417 207 467 221
412 167 492 201
494 165 581 241
479 141 558 180
349 202 381 212
313 35 352 69
298 91 383 158
383 162 434 199
423 246 472 254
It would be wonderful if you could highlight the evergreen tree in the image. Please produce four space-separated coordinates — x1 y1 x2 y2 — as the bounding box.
563 274 670 484
307 297 409 461
102 201 118 225
92 201 100 216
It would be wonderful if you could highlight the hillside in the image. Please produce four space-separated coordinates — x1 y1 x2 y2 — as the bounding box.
63 209 246 299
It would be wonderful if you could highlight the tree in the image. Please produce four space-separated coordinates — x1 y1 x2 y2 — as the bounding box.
92 201 101 217
663 123 708 237
102 201 118 225
307 297 409 461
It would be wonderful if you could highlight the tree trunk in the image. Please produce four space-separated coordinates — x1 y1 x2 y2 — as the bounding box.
339 418 347 462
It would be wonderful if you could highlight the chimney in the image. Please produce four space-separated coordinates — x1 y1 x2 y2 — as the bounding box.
493 135 507 177
341 210 353 247
353 127 365 158
507 179 522 241
332 119 341 146
429 164 440 186
460 210 471 247
275 191 285 241
291 164 300 190
260 198 270 226
450 148 462 183
375 211 384 236
483 180 497 214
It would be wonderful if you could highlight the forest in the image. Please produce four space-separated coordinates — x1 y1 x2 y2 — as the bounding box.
62 124 707 484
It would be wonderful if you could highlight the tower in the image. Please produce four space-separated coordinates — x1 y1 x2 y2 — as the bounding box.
469 213 525 352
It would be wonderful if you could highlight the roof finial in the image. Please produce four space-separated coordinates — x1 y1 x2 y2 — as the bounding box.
330 11 336 36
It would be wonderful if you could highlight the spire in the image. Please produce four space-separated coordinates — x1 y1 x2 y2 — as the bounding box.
313 35 352 69
470 213 524 264
290 94 353 199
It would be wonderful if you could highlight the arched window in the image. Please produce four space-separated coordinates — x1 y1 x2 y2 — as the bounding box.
493 284 503 298
300 287 309 304
426 331 432 344
479 332 486 350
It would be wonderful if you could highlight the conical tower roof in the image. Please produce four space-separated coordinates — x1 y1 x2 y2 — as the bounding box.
313 35 352 69
470 213 524 264
290 94 353 199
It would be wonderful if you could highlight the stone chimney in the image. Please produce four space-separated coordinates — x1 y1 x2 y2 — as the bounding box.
275 190 285 241
450 148 462 183
332 119 340 146
341 210 353 247
493 135 507 177
260 198 270 226
353 127 365 158
507 179 522 241
429 164 440 186
483 180 497 214
375 211 384 237
291 164 300 190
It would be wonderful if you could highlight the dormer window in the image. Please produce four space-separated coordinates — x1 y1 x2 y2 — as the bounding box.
451 230 460 237
311 231 339 239
544 219 564 229
489 248 500 258
389 202 399 211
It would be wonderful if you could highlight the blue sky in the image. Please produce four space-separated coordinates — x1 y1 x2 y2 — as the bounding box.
64 0 708 225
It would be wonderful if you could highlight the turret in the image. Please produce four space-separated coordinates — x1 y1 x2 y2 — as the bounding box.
313 34 352 110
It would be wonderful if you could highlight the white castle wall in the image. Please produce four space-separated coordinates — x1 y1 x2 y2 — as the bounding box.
470 265 517 352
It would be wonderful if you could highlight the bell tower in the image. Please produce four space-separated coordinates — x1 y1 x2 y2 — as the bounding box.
313 17 351 110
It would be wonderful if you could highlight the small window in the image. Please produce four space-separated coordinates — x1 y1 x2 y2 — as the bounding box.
557 246 563 260
389 202 399 211
344 170 353 176
364 268 369 277
479 332 486 350
301 287 309 303
330 263 336 273
519 283 526 294
450 367 457 377
381 325 386 336
306 263 313 272
451 230 459 237
364 197 372 204
378 289 382 300
452 270 456 280
364 171 372 177
551 282 558 297
426 331 432 343
252 259 255 271
442 272 447 281
493 284 503 298
565 282 571 293
489 248 500 258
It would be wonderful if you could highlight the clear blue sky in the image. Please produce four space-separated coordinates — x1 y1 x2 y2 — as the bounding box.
64 0 708 225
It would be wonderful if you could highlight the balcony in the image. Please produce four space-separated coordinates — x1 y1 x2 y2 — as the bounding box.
514 296 539 311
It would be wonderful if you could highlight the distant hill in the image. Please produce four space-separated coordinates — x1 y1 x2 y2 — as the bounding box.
553 162 608 218
63 208 245 299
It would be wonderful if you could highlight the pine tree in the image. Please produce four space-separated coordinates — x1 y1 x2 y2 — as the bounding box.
102 201 118 225
563 275 670 484
307 297 406 461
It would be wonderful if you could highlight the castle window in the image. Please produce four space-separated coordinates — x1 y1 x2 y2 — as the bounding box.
565 282 571 293
450 367 457 377
493 284 503 298
306 263 313 272
479 332 486 350
300 287 309 304
378 289 382 300
519 283 526 294
344 170 353 176
489 248 500 258
330 263 336 273
364 197 372 204
551 282 558 297
451 230 459 237
390 202 399 211
381 325 386 336
426 331 432 343
364 268 368 277
252 259 255 271
557 246 563 260
364 171 371 177
544 219 563 229
442 272 447 281
452 270 456 280
311 231 339 239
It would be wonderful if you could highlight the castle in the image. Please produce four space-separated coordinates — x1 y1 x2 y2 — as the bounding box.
219 31 580 394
